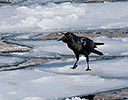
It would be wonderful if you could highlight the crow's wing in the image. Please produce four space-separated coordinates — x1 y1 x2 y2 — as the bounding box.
80 37 96 49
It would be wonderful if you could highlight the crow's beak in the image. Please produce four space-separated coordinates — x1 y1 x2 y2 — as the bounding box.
57 32 65 41
57 37 62 41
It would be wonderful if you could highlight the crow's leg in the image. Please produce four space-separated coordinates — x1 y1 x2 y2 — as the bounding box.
71 54 79 69
86 56 91 71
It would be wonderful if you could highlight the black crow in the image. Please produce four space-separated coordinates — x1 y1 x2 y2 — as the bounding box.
58 32 104 71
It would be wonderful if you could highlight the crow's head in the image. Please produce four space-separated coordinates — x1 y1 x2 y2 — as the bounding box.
58 32 74 43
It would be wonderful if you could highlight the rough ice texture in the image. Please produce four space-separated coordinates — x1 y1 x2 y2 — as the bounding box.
0 34 128 99
0 2 128 32
0 1 128 99
0 57 128 100
0 41 30 52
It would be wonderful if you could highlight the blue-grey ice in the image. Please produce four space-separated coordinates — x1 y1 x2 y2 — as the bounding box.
0 0 128 100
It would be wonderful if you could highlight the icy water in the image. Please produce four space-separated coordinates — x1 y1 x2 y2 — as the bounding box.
0 0 128 100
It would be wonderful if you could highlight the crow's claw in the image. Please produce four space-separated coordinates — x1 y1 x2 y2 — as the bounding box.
71 65 78 69
86 68 91 71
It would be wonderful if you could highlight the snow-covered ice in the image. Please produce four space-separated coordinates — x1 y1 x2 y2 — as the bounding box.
17 37 128 57
0 36 127 99
0 2 128 33
0 56 25 67
0 0 128 99
0 56 128 100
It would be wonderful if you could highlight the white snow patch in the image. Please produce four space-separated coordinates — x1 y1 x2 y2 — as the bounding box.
66 97 87 100
22 97 44 100
0 2 128 32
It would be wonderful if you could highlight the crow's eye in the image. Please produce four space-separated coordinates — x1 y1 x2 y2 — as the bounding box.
65 34 69 37
63 36 68 40
64 36 67 39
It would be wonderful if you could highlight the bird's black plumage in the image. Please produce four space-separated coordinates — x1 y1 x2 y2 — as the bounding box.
58 32 104 71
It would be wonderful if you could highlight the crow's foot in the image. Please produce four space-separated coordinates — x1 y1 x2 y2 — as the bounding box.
71 65 78 69
86 68 91 71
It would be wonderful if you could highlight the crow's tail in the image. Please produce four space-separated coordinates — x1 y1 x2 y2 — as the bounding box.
92 49 103 55
94 42 104 45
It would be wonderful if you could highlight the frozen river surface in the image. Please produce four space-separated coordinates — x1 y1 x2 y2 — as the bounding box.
0 1 128 33
0 36 128 100
0 0 128 100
